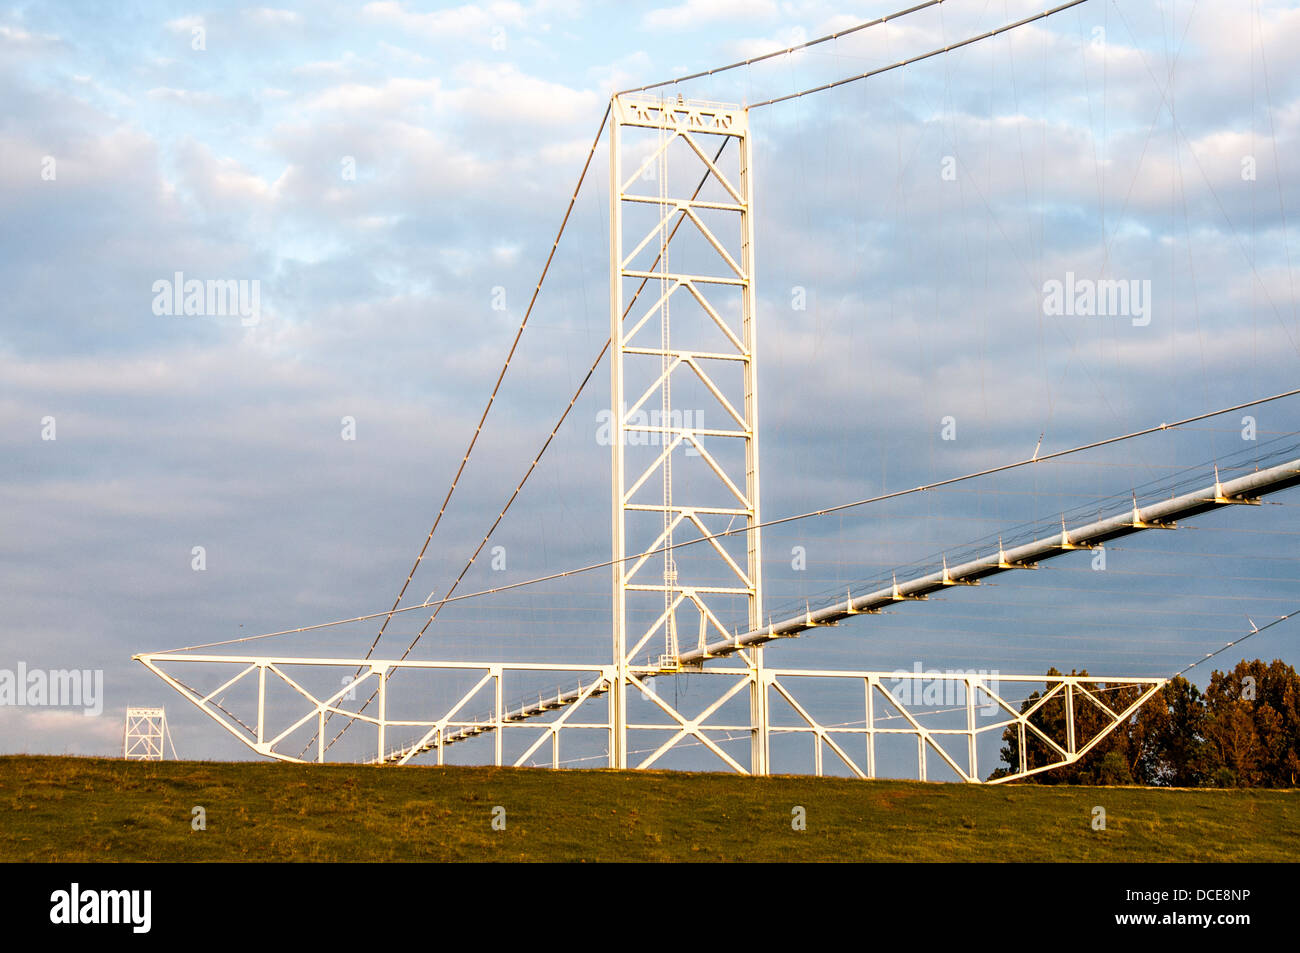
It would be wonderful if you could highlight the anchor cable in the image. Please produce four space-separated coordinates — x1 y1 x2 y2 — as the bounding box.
316 138 734 754
149 386 1300 654
359 103 612 665
749 0 1093 109
616 0 949 97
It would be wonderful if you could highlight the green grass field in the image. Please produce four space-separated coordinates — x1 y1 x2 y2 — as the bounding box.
1 755 1295 862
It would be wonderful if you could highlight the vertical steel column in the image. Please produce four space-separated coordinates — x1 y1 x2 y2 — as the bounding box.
1065 683 1076 756
966 677 977 780
739 111 767 776
865 677 877 778
493 666 503 767
377 667 386 763
256 663 266 747
609 95 760 772
609 99 628 770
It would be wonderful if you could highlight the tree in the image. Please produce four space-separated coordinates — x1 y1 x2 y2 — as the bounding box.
988 668 1145 784
989 660 1300 787
1132 676 1206 787
1200 659 1300 787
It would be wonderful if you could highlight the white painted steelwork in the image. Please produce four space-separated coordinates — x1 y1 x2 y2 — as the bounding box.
133 97 1295 782
608 95 765 769
123 706 173 761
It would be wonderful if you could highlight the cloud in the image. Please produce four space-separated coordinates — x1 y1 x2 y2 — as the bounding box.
164 14 205 34
0 708 123 756
362 1 527 39
642 0 778 32
0 23 61 49
300 75 441 113
246 7 303 27
439 62 599 126
3 0 1299 763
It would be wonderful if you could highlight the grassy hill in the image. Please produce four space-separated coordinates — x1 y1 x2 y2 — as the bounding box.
1 755 1295 862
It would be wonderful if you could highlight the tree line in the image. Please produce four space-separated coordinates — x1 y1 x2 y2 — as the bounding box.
988 659 1300 786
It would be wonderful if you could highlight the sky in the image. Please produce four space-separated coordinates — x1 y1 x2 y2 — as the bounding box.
3 0 1300 778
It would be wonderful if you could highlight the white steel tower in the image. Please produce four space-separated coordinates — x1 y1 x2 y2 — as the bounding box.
608 95 767 771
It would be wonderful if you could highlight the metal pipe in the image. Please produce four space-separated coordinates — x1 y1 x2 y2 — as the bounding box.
678 457 1300 663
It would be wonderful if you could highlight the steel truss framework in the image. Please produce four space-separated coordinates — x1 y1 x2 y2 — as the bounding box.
122 706 172 761
608 94 767 770
136 97 1254 781
133 653 1164 782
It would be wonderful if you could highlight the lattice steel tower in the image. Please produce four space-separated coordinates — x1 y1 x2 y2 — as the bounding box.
608 95 766 771
123 706 174 761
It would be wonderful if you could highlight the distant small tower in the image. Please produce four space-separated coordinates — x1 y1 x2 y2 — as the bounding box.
123 707 175 760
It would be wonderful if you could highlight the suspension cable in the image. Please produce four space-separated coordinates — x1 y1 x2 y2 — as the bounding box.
292 105 610 757
315 137 734 754
154 386 1300 654
358 103 612 666
312 0 1095 739
1170 611 1298 680
750 0 1092 109
616 0 948 96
